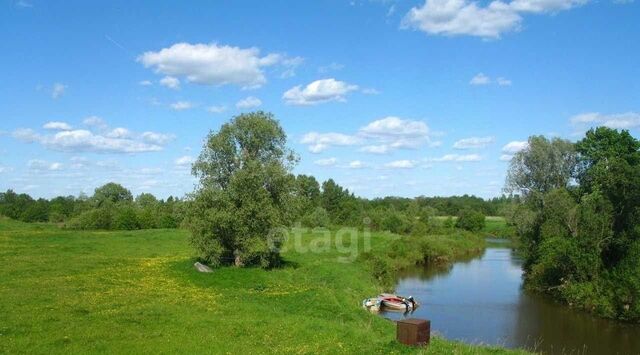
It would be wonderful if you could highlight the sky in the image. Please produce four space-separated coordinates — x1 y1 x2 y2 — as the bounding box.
0 0 639 200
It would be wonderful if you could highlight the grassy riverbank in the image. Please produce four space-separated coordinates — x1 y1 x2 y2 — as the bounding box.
0 218 529 354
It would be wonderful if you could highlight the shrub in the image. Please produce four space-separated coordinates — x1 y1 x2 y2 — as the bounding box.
455 209 485 232
114 206 140 230
301 207 330 228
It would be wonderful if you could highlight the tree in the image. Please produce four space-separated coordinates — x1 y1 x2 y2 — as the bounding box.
93 183 133 207
186 112 297 268
505 136 577 196
455 209 485 232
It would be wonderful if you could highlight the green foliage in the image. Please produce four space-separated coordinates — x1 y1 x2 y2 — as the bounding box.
186 112 295 268
455 209 485 232
301 206 330 228
506 135 576 195
93 183 133 207
508 127 640 321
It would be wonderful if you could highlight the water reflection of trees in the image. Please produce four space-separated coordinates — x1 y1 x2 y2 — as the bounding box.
512 286 640 354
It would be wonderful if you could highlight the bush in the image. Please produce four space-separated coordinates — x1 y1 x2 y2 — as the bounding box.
455 209 485 232
114 206 140 230
69 207 114 230
301 207 330 228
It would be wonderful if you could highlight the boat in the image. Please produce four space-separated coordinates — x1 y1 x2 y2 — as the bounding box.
378 293 418 312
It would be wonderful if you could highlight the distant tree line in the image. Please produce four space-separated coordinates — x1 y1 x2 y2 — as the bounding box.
506 127 640 322
0 183 186 230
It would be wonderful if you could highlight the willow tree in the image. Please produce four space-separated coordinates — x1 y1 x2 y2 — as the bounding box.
186 112 297 268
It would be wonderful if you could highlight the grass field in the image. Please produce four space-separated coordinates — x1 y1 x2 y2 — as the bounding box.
0 217 529 354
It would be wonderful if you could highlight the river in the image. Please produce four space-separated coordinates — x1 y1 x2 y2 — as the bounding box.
380 243 640 354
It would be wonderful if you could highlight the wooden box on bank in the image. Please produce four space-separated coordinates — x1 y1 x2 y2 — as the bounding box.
397 318 430 346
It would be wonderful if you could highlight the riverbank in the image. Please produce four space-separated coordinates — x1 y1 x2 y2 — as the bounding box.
0 219 528 353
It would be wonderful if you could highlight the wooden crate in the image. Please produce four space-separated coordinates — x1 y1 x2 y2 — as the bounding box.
397 318 430 346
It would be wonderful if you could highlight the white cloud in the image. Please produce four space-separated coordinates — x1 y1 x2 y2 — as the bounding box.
13 120 174 154
314 157 338 166
300 132 361 153
453 136 494 149
159 76 180 89
384 160 417 169
428 153 483 162
500 154 514 161
175 155 194 167
283 78 358 105
502 140 529 153
141 131 175 145
206 105 227 114
170 101 193 111
236 96 262 109
402 0 586 39
570 112 640 130
0 165 13 173
358 116 431 152
28 159 63 171
301 116 436 154
139 80 153 86
470 73 491 85
83 116 108 130
347 160 367 169
43 121 72 131
51 83 66 99
106 127 132 139
138 42 296 89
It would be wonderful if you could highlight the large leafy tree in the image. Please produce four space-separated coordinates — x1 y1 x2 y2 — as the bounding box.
505 136 577 196
92 183 133 207
186 112 297 268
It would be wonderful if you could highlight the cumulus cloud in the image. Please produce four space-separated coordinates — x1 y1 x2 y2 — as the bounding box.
570 112 640 130
137 42 297 89
402 0 587 39
314 157 338 166
0 165 12 173
106 127 132 139
43 121 73 131
300 132 361 153
453 136 494 149
141 131 175 145
51 83 67 99
236 96 262 109
384 160 417 169
428 153 483 162
283 78 358 105
13 118 174 154
347 160 367 169
159 76 180 89
139 80 153 86
170 101 193 110
301 116 436 154
502 140 528 153
500 140 528 161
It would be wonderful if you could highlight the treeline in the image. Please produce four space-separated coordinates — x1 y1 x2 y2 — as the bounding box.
0 183 186 230
507 127 640 322
0 178 507 233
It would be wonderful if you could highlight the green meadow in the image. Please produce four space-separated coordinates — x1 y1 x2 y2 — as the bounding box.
0 217 528 354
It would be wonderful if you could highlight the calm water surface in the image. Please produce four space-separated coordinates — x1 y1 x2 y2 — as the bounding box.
381 246 640 355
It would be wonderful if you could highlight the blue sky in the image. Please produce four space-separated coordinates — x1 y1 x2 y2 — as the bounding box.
1 0 638 199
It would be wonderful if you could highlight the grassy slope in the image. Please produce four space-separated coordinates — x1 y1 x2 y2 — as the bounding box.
0 219 528 354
